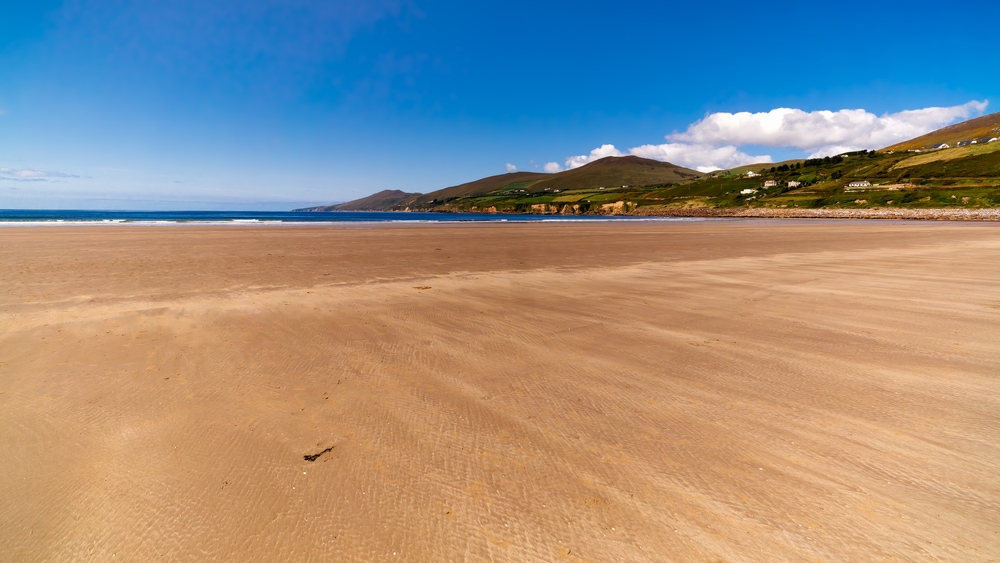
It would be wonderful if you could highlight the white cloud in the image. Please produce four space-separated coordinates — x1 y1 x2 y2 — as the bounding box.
0 167 79 181
505 163 517 172
543 162 562 173
556 100 988 171
670 100 989 156
564 144 624 169
629 143 771 173
564 143 769 173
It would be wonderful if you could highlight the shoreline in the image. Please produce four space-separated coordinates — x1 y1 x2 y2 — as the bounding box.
3 206 1000 226
295 206 1000 221
628 205 1000 221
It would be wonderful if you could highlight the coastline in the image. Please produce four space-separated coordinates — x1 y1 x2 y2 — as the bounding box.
2 206 999 225
291 206 1000 221
629 205 1000 221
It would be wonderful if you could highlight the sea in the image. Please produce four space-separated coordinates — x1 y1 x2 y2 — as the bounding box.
0 209 699 225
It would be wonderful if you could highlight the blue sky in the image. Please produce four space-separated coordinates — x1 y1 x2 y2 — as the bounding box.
1 0 997 209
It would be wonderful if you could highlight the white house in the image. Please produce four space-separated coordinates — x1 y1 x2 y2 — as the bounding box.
787 181 802 188
763 180 777 188
847 181 872 188
740 188 758 195
989 138 998 143
745 171 761 178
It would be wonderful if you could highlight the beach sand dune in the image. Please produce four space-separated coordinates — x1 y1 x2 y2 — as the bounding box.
1 221 998 561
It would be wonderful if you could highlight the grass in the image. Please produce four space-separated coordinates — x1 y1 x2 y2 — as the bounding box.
412 148 1000 213
892 142 1000 169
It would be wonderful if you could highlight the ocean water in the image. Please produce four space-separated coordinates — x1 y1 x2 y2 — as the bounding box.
0 209 699 225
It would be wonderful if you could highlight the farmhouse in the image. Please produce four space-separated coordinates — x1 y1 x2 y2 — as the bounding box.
745 171 760 178
847 181 872 189
931 143 950 149
787 181 801 188
763 180 777 188
740 188 758 195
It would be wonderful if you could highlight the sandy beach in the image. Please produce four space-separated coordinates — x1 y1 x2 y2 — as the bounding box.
1 220 998 562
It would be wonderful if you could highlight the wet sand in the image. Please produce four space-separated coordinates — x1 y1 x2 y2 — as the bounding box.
1 221 998 562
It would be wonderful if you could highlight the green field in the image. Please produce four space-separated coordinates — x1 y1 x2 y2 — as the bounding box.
407 148 1000 214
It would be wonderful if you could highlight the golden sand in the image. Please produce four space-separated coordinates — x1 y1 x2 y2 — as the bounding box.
1 221 998 561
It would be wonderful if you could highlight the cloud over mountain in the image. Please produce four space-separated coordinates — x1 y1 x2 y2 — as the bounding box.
564 143 769 174
563 100 988 172
565 145 624 169
671 100 989 158
628 143 770 173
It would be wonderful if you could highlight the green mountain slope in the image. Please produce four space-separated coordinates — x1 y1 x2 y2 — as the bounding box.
884 112 1000 151
529 156 701 191
318 156 703 212
296 189 421 211
408 171 550 207
300 113 1000 215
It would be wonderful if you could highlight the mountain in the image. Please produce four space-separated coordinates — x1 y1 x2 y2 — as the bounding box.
884 112 1000 151
529 155 702 192
408 171 550 207
298 114 999 215
312 156 703 212
295 189 421 211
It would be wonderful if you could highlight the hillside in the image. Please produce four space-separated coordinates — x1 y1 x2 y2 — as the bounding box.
413 156 702 205
296 189 421 211
884 112 1000 151
389 145 999 215
722 159 806 177
408 171 550 207
300 113 1000 215
318 156 702 212
530 155 701 192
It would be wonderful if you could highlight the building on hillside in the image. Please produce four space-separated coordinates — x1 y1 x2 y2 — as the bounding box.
989 137 999 143
787 181 802 188
846 181 872 189
745 171 761 178
957 141 973 147
763 180 777 188
740 188 758 195
931 143 951 149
